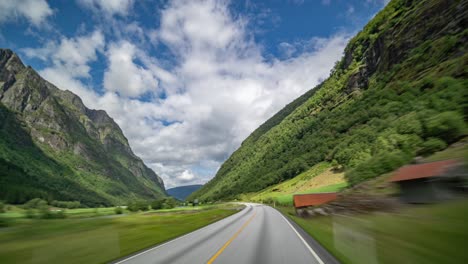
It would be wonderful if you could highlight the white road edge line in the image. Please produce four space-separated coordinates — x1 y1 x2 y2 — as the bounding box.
277 210 325 264
114 205 250 264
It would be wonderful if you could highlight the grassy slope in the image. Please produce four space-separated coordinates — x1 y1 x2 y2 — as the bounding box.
0 205 241 264
190 0 467 202
243 162 347 205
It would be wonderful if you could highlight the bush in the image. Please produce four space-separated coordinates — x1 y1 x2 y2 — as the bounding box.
163 198 178 209
114 206 123 214
0 201 5 213
51 200 81 209
396 113 423 135
127 201 149 212
24 198 48 209
425 111 465 143
345 151 411 185
40 209 66 219
0 216 11 227
418 138 447 156
151 199 165 210
25 208 36 218
151 198 178 210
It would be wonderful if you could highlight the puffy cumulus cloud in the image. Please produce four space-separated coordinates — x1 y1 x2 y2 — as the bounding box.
0 0 53 26
159 0 245 54
23 30 105 78
119 0 349 187
103 41 160 97
77 0 134 16
29 0 348 188
178 170 195 181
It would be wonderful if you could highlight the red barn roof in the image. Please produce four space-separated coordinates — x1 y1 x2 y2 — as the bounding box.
293 193 337 208
389 159 461 182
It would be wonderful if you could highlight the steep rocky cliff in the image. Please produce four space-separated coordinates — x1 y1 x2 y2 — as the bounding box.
190 0 467 201
0 49 165 206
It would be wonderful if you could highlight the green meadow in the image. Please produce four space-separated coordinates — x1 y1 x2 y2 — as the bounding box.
0 204 241 264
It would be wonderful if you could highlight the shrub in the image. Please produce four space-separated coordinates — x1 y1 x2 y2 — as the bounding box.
40 209 66 219
396 113 423 135
162 198 177 209
418 138 447 156
127 201 149 212
24 198 48 209
25 208 36 218
345 151 411 185
0 201 4 213
127 202 139 212
425 111 465 143
114 206 123 214
264 198 274 205
51 200 81 209
151 198 178 210
0 216 11 227
151 199 165 210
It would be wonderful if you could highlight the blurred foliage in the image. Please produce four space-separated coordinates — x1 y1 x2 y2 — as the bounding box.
50 200 82 209
151 197 178 210
114 206 123 214
127 201 149 212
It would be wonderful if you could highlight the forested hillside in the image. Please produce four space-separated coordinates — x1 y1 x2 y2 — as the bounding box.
0 49 166 206
190 0 467 201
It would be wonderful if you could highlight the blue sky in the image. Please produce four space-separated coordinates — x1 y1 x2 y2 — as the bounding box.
0 0 388 187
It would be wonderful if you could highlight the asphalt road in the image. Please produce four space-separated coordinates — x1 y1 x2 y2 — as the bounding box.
113 203 339 264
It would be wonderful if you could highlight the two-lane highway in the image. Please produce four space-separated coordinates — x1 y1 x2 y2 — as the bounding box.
114 204 338 264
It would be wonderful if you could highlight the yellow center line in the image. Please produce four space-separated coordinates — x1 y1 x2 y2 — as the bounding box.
206 211 257 264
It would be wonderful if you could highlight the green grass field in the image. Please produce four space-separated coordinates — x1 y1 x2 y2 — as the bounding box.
0 204 241 264
280 199 468 264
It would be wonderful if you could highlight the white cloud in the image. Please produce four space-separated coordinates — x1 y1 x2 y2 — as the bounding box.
23 30 105 78
26 0 349 188
103 41 159 97
77 0 134 16
178 170 195 181
0 0 53 26
120 0 349 187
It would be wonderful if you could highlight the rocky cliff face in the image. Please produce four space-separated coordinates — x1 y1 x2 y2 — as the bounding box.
0 49 165 206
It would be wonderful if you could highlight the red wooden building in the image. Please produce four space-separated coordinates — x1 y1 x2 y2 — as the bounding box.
293 192 337 209
389 159 465 203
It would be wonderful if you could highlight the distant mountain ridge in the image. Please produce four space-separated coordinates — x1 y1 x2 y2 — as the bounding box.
190 0 467 201
0 49 166 206
167 185 203 201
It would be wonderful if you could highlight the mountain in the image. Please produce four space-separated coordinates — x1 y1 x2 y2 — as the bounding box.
167 185 203 201
0 49 166 206
189 0 467 202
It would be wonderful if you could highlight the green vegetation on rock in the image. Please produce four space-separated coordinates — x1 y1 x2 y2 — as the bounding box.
0 49 166 206
190 0 467 201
